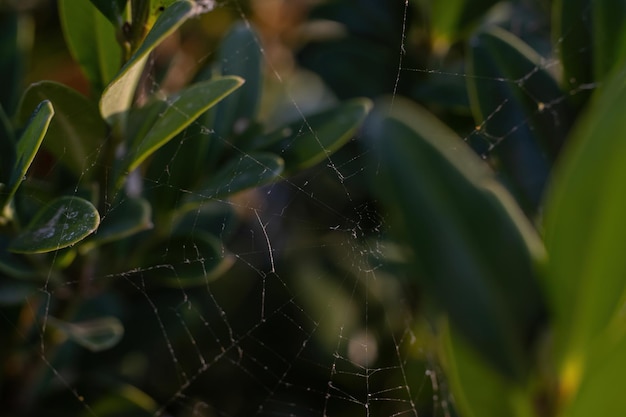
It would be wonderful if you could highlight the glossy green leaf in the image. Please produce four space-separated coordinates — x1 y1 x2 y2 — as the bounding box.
119 76 243 182
363 97 546 380
10 196 100 254
430 0 499 51
194 21 264 169
467 26 571 211
89 0 128 26
82 197 152 250
100 0 194 122
0 13 32 115
48 316 124 352
552 0 593 102
2 101 54 209
192 152 284 200
141 232 235 288
18 81 108 178
253 98 372 174
59 0 122 95
441 320 534 417
175 21 261 176
591 0 626 81
213 21 263 139
543 67 626 387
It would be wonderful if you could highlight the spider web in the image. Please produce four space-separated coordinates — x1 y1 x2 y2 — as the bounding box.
2 0 601 416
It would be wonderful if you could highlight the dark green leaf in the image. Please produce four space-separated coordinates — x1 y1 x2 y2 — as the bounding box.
18 81 108 179
552 0 593 103
82 197 152 251
59 0 122 95
441 320 535 417
100 0 195 122
591 0 626 81
0 13 32 115
467 26 572 211
2 100 54 209
123 99 168 148
176 22 261 176
172 203 238 238
363 97 546 380
141 232 235 288
191 152 284 200
193 21 264 169
48 316 124 352
0 103 15 187
89 0 128 26
10 196 100 254
213 21 263 139
252 98 372 174
118 76 243 185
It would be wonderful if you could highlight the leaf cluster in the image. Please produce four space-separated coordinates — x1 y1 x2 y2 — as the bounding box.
0 1 371 415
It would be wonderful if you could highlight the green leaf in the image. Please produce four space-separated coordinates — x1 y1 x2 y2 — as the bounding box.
18 81 108 179
430 0 499 51
194 21 264 169
363 97 546 380
467 26 571 211
441 320 535 417
552 0 593 102
141 232 235 288
172 203 238 238
118 76 243 184
10 196 100 254
123 99 168 148
591 0 626 81
48 316 124 352
59 0 122 95
100 0 195 122
1 100 54 209
0 13 33 115
191 152 284 200
562 330 626 417
252 98 372 174
0 103 15 187
543 67 626 392
213 21 263 139
89 0 128 26
82 197 152 251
